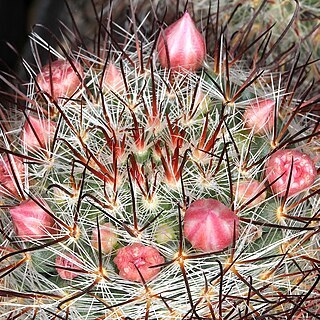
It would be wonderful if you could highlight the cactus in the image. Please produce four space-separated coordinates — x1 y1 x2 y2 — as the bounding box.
0 1 319 319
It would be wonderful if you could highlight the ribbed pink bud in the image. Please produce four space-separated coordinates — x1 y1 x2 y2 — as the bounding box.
243 99 275 134
234 180 266 208
102 63 124 93
265 149 316 197
157 11 206 72
22 115 56 150
0 155 24 197
184 199 239 252
55 253 84 280
114 243 164 282
9 198 57 240
91 223 118 254
36 59 83 100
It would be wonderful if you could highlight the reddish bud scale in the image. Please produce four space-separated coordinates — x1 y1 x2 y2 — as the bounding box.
0 155 24 197
36 59 83 100
157 11 206 72
114 243 164 282
22 115 56 150
184 199 239 252
55 253 84 280
9 199 57 240
243 99 275 134
265 149 317 197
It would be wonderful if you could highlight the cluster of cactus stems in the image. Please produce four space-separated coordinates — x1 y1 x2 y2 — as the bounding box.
0 1 319 319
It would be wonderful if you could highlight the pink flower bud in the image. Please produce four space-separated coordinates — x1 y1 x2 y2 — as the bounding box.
234 179 266 208
157 11 206 72
243 99 275 134
22 115 56 150
91 223 118 254
265 149 317 197
0 155 24 197
184 199 239 252
114 243 164 282
55 253 84 280
9 198 57 240
102 63 124 93
36 59 83 100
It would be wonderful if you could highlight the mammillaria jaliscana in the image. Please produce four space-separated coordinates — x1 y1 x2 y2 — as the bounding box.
0 1 319 319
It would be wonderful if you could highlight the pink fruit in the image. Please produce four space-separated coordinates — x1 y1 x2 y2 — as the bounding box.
22 115 56 150
265 149 317 197
114 243 164 282
234 179 266 207
91 223 118 254
243 99 275 134
55 253 83 280
0 155 24 197
157 11 206 72
9 198 57 240
36 59 83 100
184 198 239 252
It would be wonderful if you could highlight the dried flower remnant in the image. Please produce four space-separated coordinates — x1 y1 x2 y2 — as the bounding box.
265 149 317 197
36 59 83 100
91 223 118 254
55 253 84 280
184 199 239 252
243 99 275 134
22 115 56 151
9 198 57 240
157 11 206 72
114 243 165 282
0 155 24 197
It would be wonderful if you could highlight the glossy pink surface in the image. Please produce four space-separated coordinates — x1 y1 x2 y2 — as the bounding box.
9 198 57 240
184 198 239 252
157 11 206 72
243 99 275 134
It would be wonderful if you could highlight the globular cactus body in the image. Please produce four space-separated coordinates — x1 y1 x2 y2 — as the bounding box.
0 2 319 319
